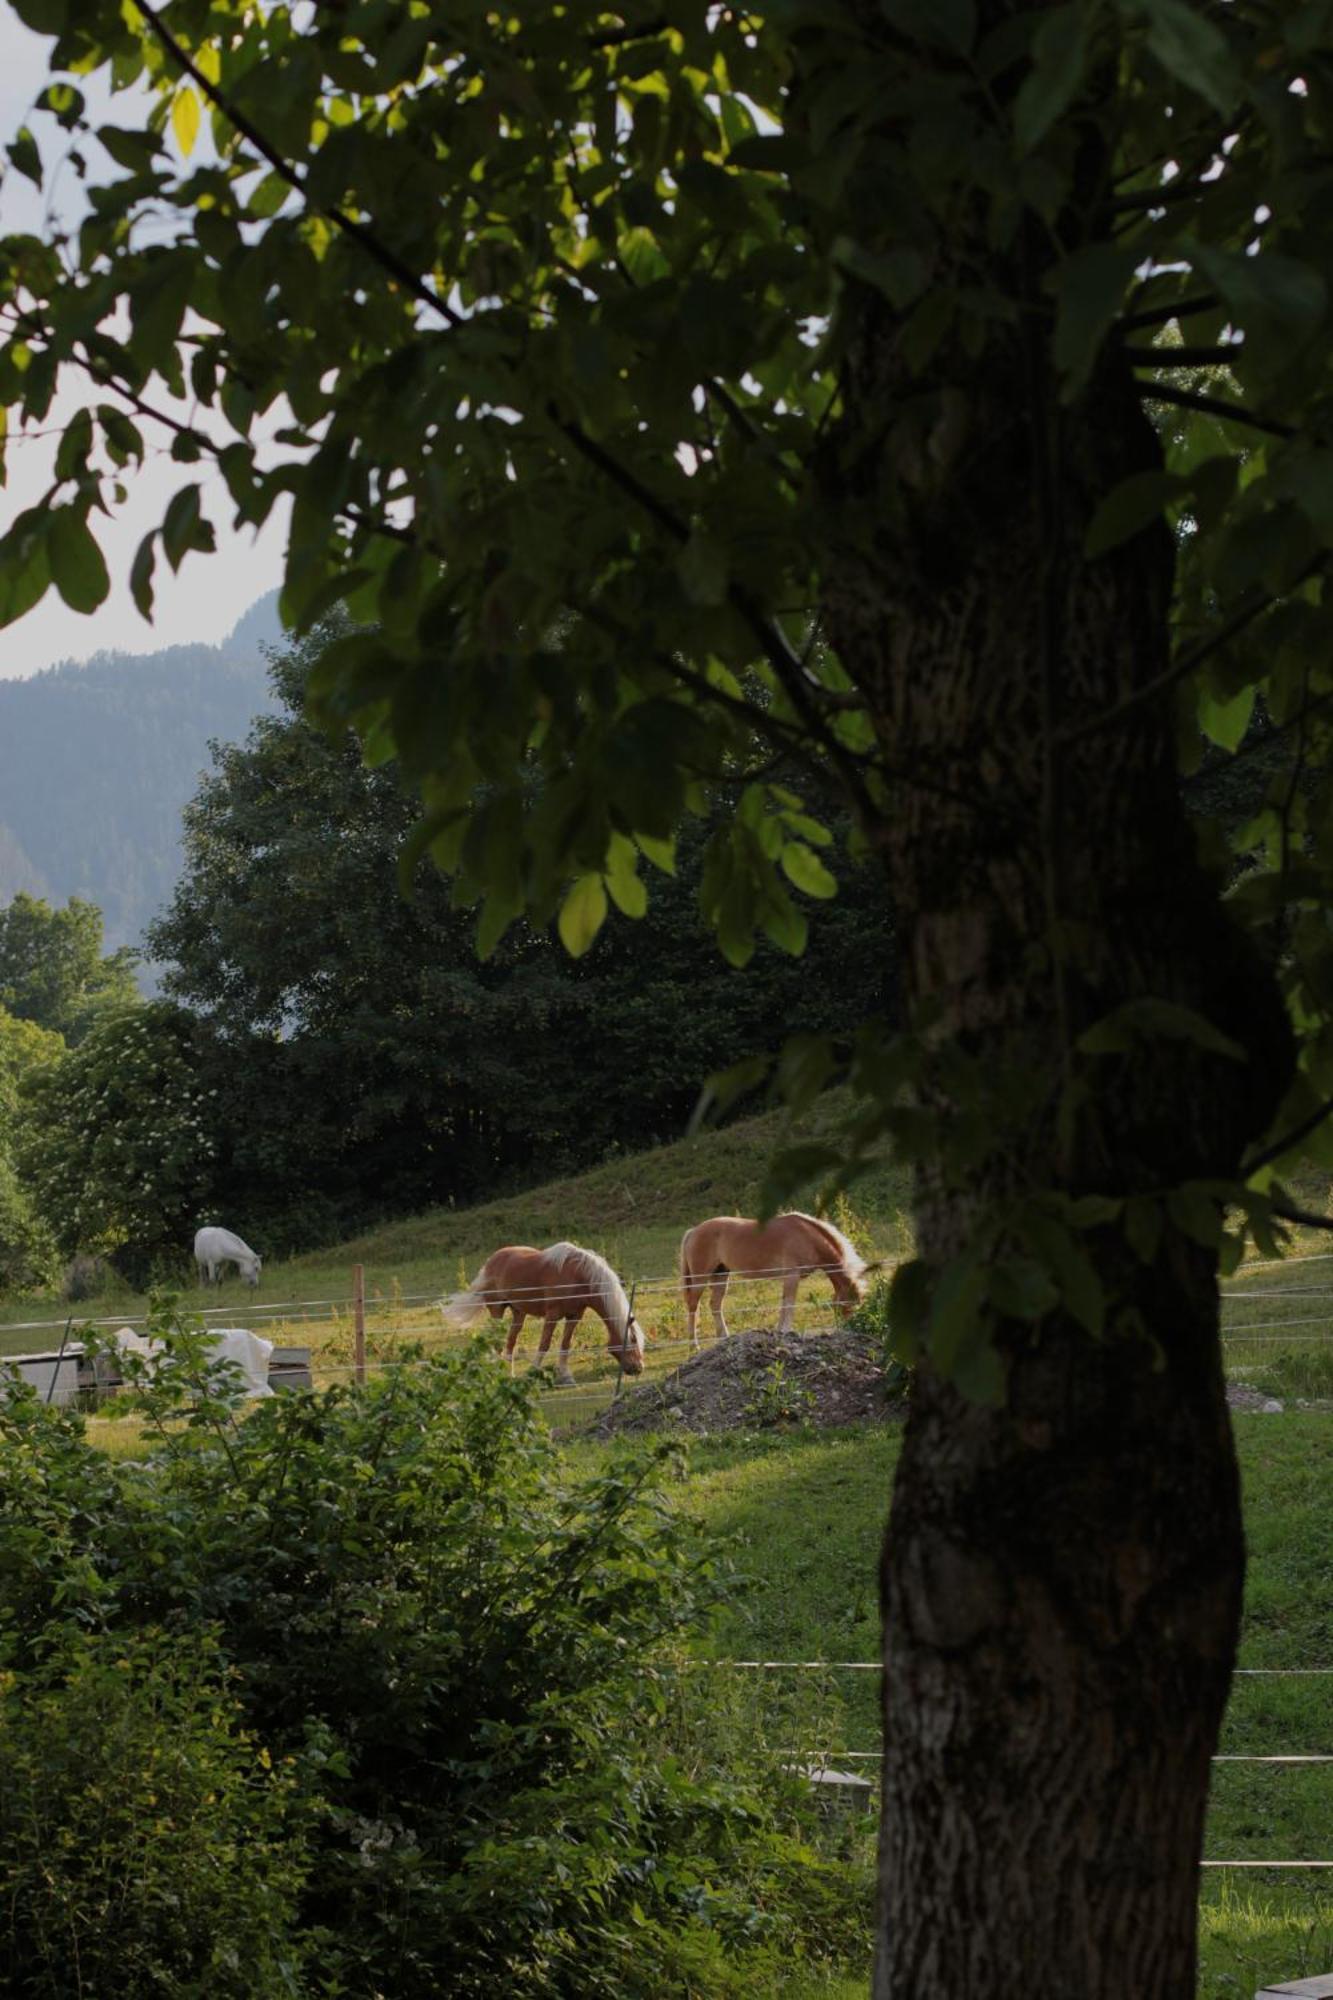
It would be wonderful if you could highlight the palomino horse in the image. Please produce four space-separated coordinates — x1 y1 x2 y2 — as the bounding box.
679 1212 868 1347
440 1240 645 1385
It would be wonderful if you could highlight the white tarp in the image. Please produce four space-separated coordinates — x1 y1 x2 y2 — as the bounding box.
113 1326 274 1398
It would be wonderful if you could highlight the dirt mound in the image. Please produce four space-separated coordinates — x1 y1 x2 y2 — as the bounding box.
592 1326 898 1436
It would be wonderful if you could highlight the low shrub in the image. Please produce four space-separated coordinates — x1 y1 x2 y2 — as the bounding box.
0 1628 313 1999
0 1302 866 1995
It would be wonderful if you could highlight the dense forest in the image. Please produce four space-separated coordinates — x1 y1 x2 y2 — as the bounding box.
0 593 282 954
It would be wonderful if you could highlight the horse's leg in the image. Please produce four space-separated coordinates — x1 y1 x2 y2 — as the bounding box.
530 1308 559 1372
777 1270 800 1334
709 1268 731 1340
556 1319 578 1386
503 1308 525 1370
683 1268 704 1350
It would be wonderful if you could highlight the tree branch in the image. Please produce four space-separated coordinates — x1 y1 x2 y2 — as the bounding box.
1243 1094 1333 1182
1120 292 1220 333
1060 552 1327 748
1140 380 1297 442
1124 345 1243 369
1269 1198 1333 1234
588 14 668 47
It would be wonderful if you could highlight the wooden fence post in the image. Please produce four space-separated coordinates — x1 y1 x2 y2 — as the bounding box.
353 1263 366 1387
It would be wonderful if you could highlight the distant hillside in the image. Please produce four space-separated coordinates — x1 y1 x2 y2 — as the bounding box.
0 593 283 959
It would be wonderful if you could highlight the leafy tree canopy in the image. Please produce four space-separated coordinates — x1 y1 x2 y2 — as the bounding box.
7 1 1333 1989
0 893 139 1043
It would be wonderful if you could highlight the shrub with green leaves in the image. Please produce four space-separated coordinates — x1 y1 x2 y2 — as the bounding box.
0 1309 865 1995
0 1628 313 2000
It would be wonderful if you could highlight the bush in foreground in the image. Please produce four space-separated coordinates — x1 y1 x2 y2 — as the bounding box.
0 1311 865 1995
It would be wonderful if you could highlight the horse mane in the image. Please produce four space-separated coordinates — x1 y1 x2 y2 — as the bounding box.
790 1211 868 1283
547 1240 632 1331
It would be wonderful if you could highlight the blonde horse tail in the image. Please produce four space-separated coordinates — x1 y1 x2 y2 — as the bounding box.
679 1225 699 1292
439 1281 488 1327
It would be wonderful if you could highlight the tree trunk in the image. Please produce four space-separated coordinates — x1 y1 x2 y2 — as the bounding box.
817 207 1293 2000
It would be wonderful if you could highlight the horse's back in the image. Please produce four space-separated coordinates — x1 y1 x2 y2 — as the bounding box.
681 1212 850 1276
195 1225 253 1261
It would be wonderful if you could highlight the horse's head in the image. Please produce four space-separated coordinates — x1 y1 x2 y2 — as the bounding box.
242 1255 262 1288
612 1317 645 1376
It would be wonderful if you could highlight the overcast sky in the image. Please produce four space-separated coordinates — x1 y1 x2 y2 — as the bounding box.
0 19 287 679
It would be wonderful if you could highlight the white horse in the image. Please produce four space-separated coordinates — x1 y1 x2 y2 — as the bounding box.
193 1225 262 1288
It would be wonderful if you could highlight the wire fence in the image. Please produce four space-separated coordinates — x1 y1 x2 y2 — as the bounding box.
5 1239 1333 1421
682 1659 1333 1871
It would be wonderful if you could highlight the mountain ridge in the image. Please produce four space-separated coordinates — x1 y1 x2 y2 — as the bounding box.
0 591 284 958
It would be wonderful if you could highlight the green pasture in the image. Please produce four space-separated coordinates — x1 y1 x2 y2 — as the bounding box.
582 1418 1332 1997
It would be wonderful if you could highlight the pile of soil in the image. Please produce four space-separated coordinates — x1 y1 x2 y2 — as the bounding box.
592 1325 899 1436
1226 1382 1285 1413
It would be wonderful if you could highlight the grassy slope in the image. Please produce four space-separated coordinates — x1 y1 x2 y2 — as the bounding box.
640 1418 1333 1998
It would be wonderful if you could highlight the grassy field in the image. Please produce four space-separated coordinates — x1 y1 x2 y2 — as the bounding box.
5 1106 1331 1994
569 1411 1333 1997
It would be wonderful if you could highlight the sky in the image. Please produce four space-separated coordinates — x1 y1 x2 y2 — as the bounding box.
0 19 287 679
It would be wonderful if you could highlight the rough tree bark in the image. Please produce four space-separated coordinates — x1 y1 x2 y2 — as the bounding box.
813 48 1293 1996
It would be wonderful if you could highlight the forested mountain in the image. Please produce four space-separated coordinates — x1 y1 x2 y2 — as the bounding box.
0 593 283 956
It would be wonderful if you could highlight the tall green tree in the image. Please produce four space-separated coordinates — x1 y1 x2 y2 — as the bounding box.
0 894 139 1043
4 5 1332 1990
0 1005 62 1291
150 624 895 1200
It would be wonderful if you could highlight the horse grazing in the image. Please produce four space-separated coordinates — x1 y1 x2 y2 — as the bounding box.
194 1226 262 1289
441 1240 645 1384
679 1212 868 1346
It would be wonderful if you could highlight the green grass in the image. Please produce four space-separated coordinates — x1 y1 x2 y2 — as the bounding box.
635 1417 1332 1996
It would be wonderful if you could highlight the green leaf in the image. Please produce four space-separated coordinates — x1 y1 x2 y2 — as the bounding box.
1052 244 1138 395
248 170 290 220
0 524 50 628
1188 245 1327 337
886 1258 931 1364
1013 4 1089 154
1198 681 1256 753
780 843 838 898
1077 997 1245 1061
929 1261 988 1373
1166 1185 1223 1249
1139 0 1242 115
47 510 110 614
558 874 607 957
881 0 976 54
1020 1209 1106 1336
1085 470 1186 557
6 125 42 189
605 837 648 918
677 528 727 606
1124 1197 1163 1264
986 1256 1060 1321
635 833 676 875
952 1336 1005 1407
162 484 209 571
129 531 156 620
172 86 201 159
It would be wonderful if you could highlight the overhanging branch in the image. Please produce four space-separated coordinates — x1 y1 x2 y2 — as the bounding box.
133 1 877 823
